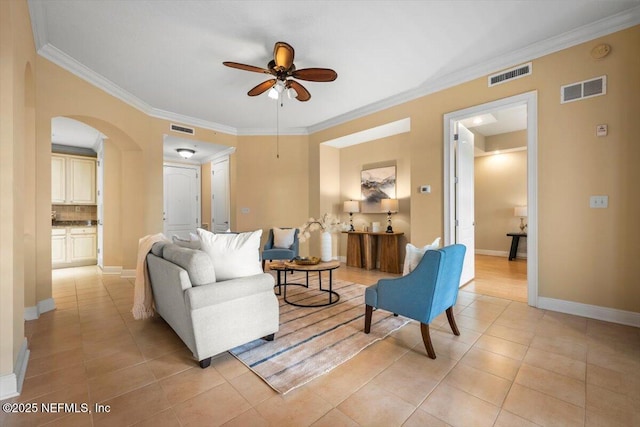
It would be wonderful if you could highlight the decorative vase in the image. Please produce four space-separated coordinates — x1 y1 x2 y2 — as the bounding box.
321 231 332 262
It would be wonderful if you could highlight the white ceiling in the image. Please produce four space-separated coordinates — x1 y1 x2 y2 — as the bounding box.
30 1 640 136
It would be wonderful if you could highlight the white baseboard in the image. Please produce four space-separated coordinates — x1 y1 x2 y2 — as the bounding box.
0 373 18 400
101 266 122 275
338 256 346 263
121 269 136 279
475 249 527 259
23 298 56 321
0 339 29 401
538 297 640 328
101 266 135 279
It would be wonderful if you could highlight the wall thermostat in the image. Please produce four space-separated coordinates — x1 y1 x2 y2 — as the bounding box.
420 185 431 194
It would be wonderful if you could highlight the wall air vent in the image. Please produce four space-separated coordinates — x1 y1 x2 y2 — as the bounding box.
488 62 532 87
170 123 195 135
561 75 606 104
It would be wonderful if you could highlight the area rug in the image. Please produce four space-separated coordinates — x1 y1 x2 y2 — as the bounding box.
229 273 409 394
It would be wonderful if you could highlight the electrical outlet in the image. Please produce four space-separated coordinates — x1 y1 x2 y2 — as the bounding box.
589 195 608 208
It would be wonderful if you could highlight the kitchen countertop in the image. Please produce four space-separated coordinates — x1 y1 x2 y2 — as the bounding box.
52 221 97 227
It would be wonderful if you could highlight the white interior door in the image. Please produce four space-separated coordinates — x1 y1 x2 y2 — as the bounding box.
96 140 104 268
164 165 200 239
456 124 475 285
211 157 230 232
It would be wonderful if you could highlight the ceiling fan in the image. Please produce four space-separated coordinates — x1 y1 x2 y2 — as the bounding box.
223 41 337 102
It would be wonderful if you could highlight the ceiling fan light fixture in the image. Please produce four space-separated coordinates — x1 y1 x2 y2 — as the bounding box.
176 148 195 159
267 87 279 99
287 87 298 99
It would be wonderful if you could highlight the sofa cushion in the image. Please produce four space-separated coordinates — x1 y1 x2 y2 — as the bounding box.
151 241 169 257
172 234 201 250
197 228 263 281
402 237 441 276
162 243 216 286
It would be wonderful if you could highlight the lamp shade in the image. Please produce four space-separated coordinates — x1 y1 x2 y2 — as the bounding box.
343 200 360 213
381 199 399 213
514 206 528 217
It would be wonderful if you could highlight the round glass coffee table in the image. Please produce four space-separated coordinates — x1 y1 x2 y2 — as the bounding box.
270 260 340 307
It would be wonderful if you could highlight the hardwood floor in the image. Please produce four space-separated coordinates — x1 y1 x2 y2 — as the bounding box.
333 253 528 303
462 254 527 302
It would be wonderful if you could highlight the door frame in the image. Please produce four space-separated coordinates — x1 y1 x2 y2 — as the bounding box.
210 156 231 233
443 91 538 307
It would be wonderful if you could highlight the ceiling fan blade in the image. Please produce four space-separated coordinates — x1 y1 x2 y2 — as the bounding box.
292 68 338 82
223 61 272 74
273 42 294 71
287 80 311 102
248 79 277 96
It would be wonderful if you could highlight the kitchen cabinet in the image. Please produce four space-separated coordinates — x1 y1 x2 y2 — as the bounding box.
51 154 96 204
51 228 67 264
52 226 97 268
69 227 97 261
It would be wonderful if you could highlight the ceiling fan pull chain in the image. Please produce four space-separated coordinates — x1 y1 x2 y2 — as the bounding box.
276 99 280 159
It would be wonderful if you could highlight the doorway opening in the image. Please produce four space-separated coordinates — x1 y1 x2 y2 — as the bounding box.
444 92 538 306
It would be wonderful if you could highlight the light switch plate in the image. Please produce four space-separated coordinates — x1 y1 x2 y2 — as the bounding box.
589 195 608 208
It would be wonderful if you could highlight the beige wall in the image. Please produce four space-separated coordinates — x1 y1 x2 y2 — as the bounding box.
233 135 310 248
485 130 527 152
475 150 528 253
311 26 640 312
1 0 33 384
336 133 412 258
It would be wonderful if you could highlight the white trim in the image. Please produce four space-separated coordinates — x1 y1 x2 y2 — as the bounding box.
538 297 640 328
444 91 538 307
101 266 122 275
14 340 29 395
201 146 236 164
0 374 18 400
0 339 29 400
121 269 136 279
23 298 56 321
27 0 640 136
475 249 527 259
475 146 527 158
98 265 135 278
338 256 347 263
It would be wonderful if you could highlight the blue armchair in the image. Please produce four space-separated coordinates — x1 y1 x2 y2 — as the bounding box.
261 228 300 270
364 244 466 359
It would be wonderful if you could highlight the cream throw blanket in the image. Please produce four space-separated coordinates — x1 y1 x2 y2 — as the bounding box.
132 233 169 320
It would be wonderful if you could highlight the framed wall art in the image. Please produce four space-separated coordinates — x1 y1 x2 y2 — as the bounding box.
360 166 396 213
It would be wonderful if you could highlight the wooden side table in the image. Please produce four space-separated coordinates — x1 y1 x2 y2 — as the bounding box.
506 232 527 261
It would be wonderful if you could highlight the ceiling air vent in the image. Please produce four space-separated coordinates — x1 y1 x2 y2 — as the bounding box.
170 123 195 135
488 62 532 87
561 75 607 104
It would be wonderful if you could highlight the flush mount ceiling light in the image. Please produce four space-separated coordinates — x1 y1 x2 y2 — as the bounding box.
176 148 195 159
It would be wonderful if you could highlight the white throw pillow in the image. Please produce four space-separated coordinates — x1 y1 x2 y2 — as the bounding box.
402 237 441 276
196 228 263 281
273 227 295 249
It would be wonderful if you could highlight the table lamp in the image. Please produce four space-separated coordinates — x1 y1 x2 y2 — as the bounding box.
343 200 359 231
514 206 527 232
380 199 399 233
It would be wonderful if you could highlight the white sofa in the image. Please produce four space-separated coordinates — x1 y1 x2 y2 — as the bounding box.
146 242 279 368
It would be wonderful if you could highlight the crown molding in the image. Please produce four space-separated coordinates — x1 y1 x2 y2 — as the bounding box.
308 6 640 134
29 0 640 137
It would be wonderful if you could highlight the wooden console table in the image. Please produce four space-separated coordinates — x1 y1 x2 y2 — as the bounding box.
506 232 527 261
343 231 404 274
